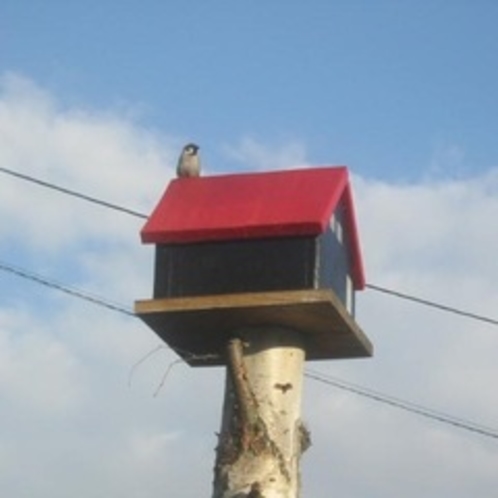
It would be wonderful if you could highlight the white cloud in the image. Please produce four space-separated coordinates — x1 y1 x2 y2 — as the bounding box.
354 171 498 284
0 75 497 497
0 72 173 253
0 309 85 416
299 169 498 497
222 136 308 171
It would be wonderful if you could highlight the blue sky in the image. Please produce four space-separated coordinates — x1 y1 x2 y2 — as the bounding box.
1 2 498 497
3 1 498 179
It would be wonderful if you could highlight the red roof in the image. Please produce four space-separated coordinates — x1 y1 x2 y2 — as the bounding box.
141 167 365 289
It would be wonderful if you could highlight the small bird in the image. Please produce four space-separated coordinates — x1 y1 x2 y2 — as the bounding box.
176 143 201 178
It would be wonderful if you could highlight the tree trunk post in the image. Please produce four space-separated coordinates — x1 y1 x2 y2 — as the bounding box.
212 327 310 498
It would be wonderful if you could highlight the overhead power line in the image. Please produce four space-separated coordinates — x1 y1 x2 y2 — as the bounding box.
366 283 498 326
1 165 498 328
305 369 498 440
0 260 134 316
1 258 497 442
0 259 219 364
0 166 147 219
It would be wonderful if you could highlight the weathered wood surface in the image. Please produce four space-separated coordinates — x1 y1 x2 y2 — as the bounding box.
135 289 372 366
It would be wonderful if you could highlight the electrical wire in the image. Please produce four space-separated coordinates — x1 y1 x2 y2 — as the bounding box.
0 260 135 316
0 166 148 219
305 369 498 440
1 258 497 442
0 259 220 364
366 283 498 326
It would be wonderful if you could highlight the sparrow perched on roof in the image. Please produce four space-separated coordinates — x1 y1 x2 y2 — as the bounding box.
176 143 201 178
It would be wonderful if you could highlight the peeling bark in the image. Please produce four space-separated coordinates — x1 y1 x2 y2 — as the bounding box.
212 327 309 498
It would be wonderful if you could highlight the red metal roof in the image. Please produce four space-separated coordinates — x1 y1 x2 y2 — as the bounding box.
141 167 365 289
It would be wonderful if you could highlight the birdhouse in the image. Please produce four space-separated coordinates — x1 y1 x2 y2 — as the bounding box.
135 167 372 366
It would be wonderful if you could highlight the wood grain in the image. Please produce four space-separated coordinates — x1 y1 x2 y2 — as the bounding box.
135 289 372 366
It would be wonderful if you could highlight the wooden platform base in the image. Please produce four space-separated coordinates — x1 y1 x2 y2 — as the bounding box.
134 289 373 367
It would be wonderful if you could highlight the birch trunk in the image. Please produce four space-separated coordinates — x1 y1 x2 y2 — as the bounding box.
212 327 310 498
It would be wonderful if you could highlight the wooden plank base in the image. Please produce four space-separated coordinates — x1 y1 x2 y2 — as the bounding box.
134 289 373 367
